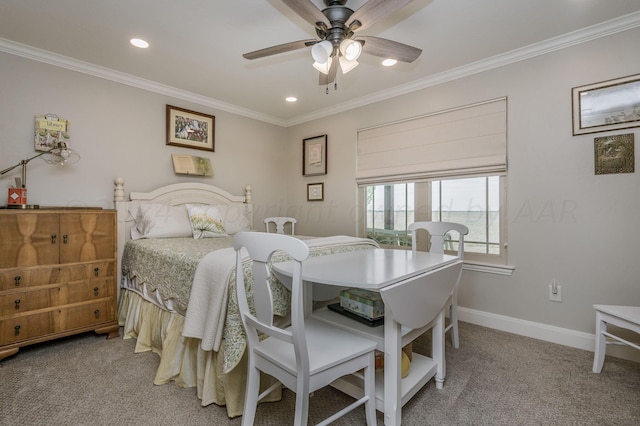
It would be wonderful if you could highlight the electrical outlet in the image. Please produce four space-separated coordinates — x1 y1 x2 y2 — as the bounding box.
548 281 562 302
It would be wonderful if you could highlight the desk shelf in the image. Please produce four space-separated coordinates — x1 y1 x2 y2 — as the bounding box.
313 306 429 351
330 353 437 412
313 306 439 412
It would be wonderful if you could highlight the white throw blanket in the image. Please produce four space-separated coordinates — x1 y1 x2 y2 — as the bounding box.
181 235 376 352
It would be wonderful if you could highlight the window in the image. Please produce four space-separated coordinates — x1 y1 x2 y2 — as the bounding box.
365 175 506 265
357 97 509 269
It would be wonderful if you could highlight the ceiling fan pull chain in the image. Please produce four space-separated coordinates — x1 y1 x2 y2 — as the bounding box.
326 85 329 95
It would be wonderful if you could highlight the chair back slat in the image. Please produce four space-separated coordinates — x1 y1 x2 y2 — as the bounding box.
409 221 469 258
264 217 297 235
250 260 275 324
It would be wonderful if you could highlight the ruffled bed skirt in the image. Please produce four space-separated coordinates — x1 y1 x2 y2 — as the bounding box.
118 289 281 418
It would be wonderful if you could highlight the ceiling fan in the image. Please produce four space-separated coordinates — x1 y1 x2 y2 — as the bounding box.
242 0 422 86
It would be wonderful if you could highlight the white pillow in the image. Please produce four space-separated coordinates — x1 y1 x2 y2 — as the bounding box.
129 203 192 240
217 204 251 234
186 204 228 239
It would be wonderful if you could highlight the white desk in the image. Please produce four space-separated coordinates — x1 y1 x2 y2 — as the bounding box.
272 248 460 426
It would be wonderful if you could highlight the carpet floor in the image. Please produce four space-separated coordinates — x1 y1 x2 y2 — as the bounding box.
1 321 639 425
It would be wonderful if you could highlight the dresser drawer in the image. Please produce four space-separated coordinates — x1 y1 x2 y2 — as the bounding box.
0 299 115 345
0 268 60 291
0 279 112 316
59 261 115 281
0 261 114 291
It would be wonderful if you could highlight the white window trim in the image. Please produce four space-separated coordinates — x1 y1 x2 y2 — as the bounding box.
464 261 515 276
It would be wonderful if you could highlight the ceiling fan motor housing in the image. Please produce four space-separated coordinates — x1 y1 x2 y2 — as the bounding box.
320 1 356 52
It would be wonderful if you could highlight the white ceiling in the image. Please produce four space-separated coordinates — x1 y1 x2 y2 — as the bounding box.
1 0 640 126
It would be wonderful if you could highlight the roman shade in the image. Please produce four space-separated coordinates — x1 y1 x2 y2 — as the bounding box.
356 97 507 185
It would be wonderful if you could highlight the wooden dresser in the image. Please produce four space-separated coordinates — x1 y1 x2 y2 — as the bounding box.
0 208 119 361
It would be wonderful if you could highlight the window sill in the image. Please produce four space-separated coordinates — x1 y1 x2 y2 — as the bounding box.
464 261 515 276
376 244 515 275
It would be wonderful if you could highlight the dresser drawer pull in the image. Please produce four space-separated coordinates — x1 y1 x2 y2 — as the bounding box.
14 299 21 309
94 309 100 318
14 276 21 286
94 267 100 277
14 325 21 336
51 234 57 244
63 234 68 244
94 287 99 296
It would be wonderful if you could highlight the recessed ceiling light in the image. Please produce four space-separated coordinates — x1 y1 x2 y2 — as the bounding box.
285 96 297 103
382 59 397 67
130 38 149 48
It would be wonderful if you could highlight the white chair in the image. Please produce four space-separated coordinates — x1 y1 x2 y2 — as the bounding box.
234 232 377 426
264 216 297 235
408 221 469 348
592 304 640 373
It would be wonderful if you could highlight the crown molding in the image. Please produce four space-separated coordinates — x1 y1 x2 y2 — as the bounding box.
1 11 639 128
0 38 287 127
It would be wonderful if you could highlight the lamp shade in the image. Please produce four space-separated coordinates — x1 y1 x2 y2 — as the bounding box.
313 57 333 75
339 39 362 61
339 56 359 74
311 40 333 64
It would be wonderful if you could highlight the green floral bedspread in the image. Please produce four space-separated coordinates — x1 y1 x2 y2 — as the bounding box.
121 235 379 373
121 237 233 313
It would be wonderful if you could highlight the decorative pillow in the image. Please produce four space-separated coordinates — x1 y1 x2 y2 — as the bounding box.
217 204 251 234
129 203 193 240
186 204 228 239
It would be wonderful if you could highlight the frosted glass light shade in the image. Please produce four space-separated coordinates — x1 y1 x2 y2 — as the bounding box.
311 40 333 64
339 39 362 61
312 57 333 75
339 56 359 74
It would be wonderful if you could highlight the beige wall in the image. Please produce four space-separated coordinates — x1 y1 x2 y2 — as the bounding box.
0 52 290 225
1 26 638 360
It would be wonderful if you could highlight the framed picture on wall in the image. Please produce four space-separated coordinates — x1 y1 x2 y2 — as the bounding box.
307 183 324 201
594 133 634 175
303 134 327 176
572 74 640 135
167 105 215 151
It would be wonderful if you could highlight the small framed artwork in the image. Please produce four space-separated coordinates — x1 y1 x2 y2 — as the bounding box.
572 74 640 135
34 114 70 152
167 105 215 151
303 134 327 176
171 154 213 176
594 133 634 175
307 183 324 201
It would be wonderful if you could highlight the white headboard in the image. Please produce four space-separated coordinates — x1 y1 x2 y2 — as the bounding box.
113 177 253 290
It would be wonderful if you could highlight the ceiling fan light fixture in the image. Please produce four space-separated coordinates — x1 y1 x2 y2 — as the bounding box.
339 56 359 74
313 57 333 75
339 39 362 61
311 40 333 64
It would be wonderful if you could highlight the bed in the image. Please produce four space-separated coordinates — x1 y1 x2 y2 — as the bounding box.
113 178 379 417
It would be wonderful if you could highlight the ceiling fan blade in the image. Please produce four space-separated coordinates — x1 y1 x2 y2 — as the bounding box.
282 0 330 28
359 36 422 63
347 0 415 32
318 58 338 86
243 39 316 60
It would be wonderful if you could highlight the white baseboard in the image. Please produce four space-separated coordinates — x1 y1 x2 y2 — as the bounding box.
457 307 640 363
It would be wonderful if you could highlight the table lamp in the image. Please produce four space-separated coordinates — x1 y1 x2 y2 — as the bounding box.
0 141 80 209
